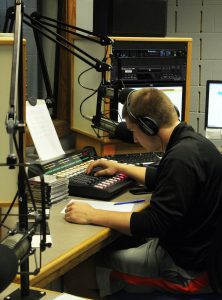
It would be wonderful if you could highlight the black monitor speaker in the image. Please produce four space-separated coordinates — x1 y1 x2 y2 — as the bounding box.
93 0 168 37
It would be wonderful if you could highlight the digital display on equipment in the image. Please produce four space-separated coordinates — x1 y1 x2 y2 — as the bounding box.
115 84 185 123
205 80 222 128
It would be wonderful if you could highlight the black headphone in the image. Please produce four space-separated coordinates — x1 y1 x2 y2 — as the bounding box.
126 89 159 136
126 89 180 136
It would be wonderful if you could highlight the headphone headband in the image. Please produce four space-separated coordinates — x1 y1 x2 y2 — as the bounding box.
126 89 137 120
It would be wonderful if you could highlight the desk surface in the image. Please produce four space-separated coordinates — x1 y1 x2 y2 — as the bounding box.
17 191 150 288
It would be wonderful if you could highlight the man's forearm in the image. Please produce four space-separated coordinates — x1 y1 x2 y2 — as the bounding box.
117 164 146 184
90 209 132 236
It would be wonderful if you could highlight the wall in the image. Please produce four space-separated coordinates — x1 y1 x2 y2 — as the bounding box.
72 0 104 136
38 0 57 100
167 0 222 146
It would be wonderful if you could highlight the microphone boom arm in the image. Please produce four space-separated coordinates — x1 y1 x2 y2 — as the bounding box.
29 12 112 46
24 12 112 72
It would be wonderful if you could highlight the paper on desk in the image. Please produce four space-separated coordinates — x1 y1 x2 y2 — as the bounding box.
26 99 65 161
54 293 91 300
31 234 52 248
61 199 135 213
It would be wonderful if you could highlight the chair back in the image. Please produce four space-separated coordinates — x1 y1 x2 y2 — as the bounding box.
207 219 222 293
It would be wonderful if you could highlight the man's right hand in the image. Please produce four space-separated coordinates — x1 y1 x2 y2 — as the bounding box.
85 158 120 177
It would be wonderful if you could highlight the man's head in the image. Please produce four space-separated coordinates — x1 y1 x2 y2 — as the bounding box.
122 88 180 150
122 87 179 135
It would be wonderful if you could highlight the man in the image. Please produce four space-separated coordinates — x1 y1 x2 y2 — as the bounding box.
64 88 222 298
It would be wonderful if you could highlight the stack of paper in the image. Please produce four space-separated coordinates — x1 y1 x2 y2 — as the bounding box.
27 174 69 206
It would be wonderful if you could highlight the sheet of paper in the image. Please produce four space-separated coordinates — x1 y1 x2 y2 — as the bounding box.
26 99 65 161
61 199 135 213
31 235 52 248
54 293 90 300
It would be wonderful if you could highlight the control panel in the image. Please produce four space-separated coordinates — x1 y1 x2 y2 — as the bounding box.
110 41 187 83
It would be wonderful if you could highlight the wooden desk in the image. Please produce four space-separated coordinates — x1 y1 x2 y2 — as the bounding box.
16 192 150 288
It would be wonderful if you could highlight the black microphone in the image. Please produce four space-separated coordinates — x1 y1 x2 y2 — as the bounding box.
118 88 135 104
113 122 134 143
90 115 119 135
90 114 134 143
85 87 136 141
0 233 30 292
99 86 135 104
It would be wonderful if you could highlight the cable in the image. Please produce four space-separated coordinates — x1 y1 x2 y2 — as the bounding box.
77 67 96 91
79 88 99 120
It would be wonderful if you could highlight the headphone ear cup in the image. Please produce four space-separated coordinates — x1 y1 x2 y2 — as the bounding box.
137 117 159 136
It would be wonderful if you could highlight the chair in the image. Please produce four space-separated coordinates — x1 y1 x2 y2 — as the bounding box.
207 223 222 295
108 231 222 300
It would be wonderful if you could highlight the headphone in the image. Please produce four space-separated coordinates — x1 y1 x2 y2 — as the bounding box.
126 89 159 136
126 89 180 136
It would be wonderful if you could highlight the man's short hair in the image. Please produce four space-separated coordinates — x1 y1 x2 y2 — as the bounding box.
122 87 178 128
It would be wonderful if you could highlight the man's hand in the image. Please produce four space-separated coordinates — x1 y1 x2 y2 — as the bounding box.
86 158 120 177
64 200 132 236
86 158 146 185
65 201 95 224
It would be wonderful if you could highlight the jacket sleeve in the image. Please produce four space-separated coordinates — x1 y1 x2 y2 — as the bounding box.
130 155 200 239
144 166 158 190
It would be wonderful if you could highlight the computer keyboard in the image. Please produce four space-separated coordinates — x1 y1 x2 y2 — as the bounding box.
104 151 163 166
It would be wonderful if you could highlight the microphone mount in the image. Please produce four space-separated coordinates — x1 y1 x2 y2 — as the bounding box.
25 12 112 72
91 82 127 137
4 6 112 118
2 1 51 298
30 11 113 47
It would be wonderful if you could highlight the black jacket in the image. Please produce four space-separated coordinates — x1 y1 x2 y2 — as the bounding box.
130 123 222 271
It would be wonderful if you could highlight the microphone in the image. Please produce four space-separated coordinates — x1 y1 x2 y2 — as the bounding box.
89 114 134 143
98 85 135 104
86 87 136 142
113 122 134 143
0 233 30 292
118 88 135 104
90 115 119 135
